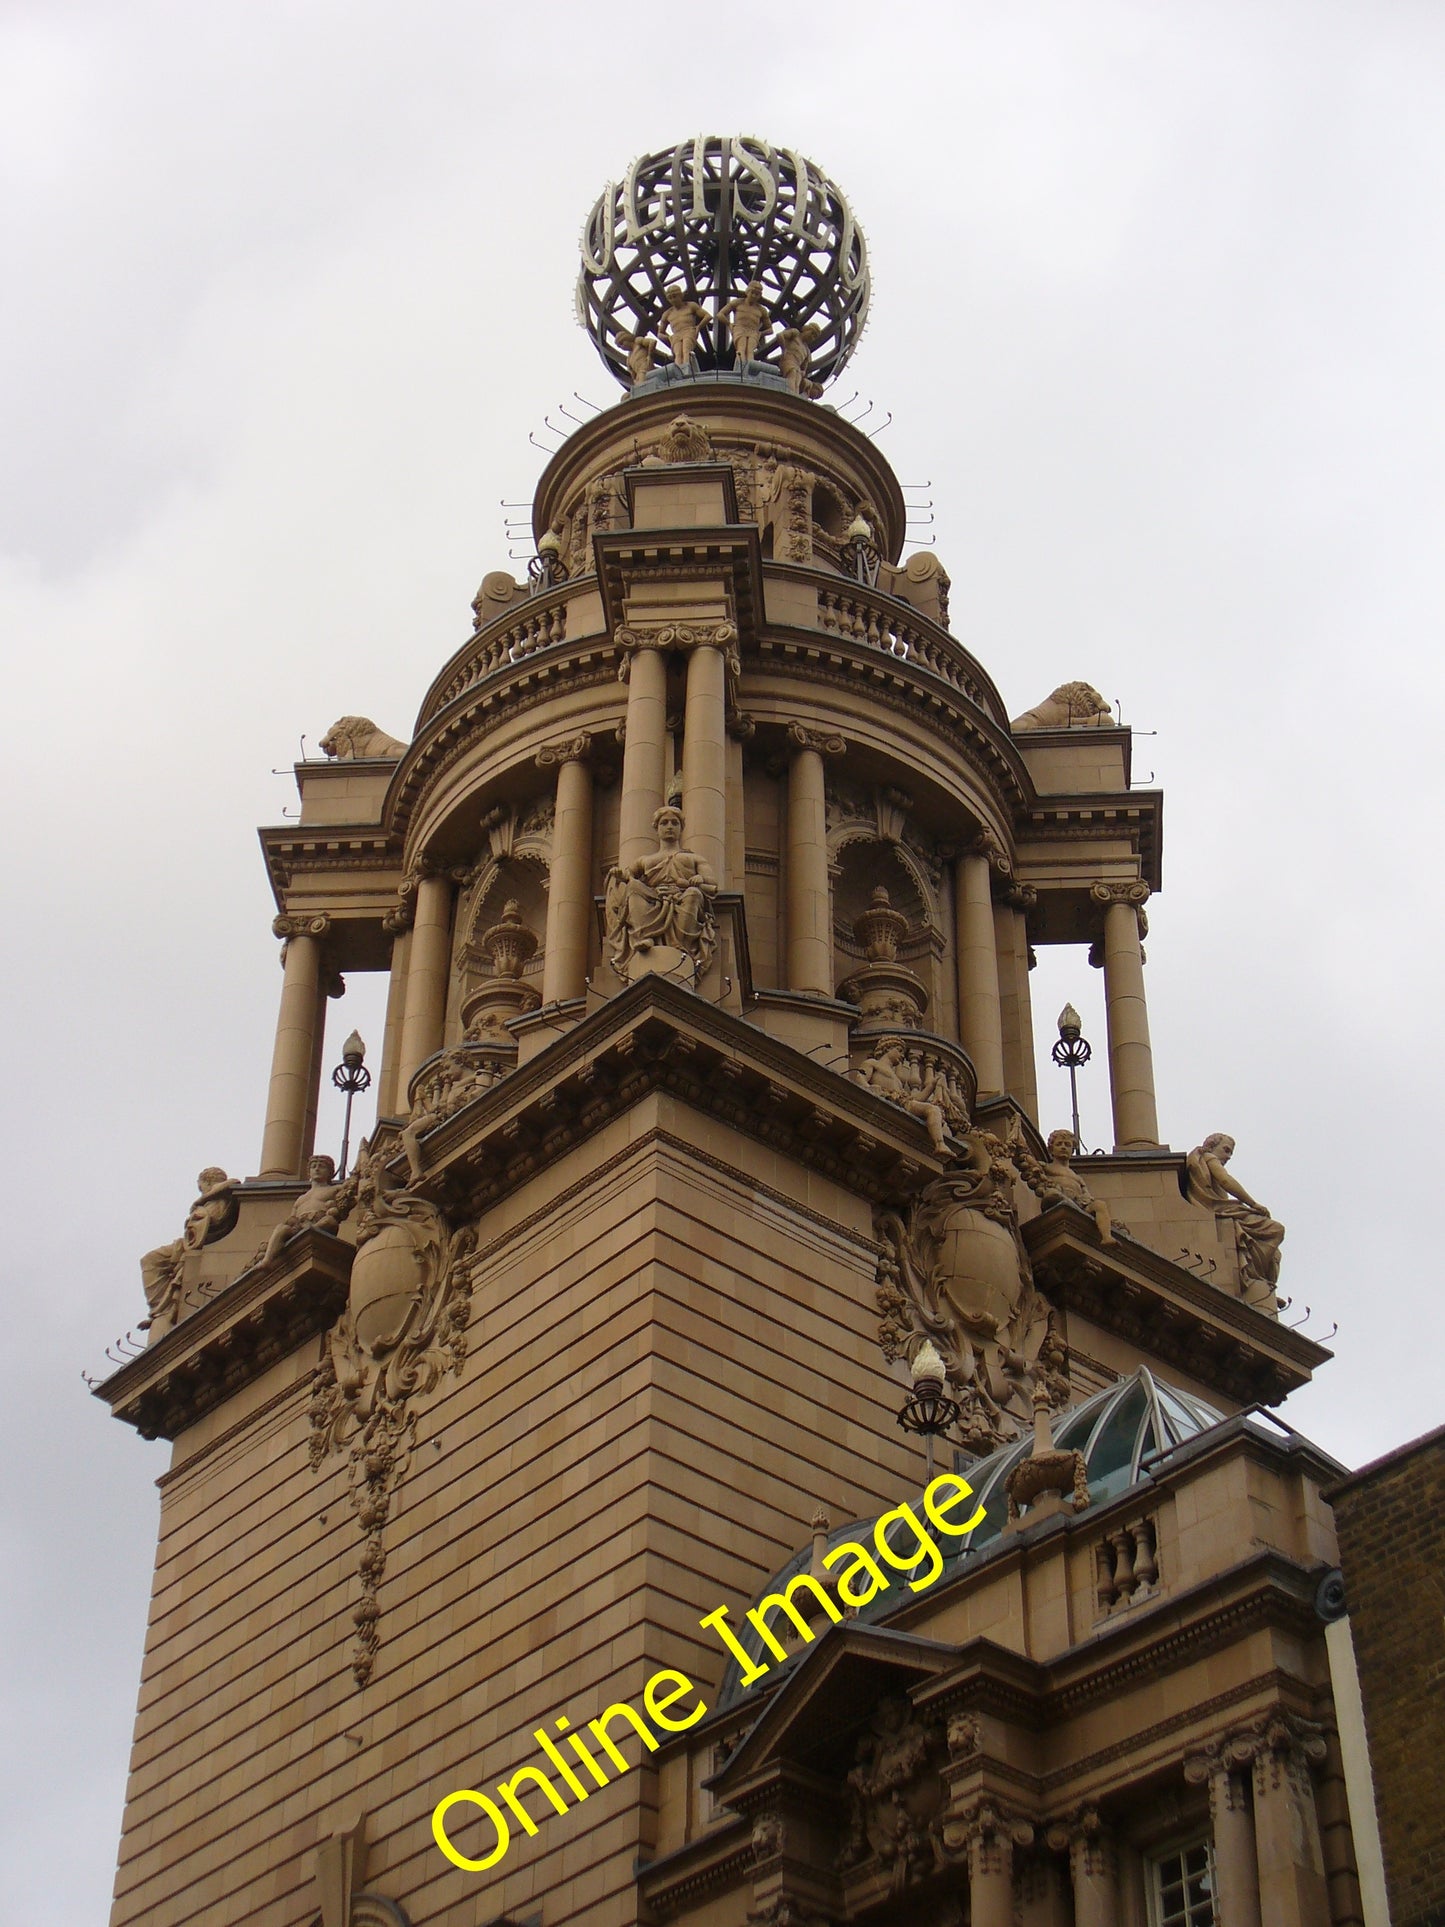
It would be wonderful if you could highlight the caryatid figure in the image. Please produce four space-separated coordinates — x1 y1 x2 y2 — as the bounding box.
719 280 770 365
658 285 708 371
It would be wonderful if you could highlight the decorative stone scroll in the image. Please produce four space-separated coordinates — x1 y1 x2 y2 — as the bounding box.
839 1695 944 1893
876 1129 1066 1452
309 1143 478 1686
604 804 719 984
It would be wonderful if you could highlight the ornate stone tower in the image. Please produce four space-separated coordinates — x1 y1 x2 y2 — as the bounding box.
100 138 1363 1927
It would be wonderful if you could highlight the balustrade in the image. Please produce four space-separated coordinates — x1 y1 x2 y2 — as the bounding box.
1094 1514 1159 1615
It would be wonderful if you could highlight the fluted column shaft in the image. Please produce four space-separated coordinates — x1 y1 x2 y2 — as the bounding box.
1093 882 1159 1146
259 925 325 1178
785 725 842 996
396 874 454 1099
618 642 668 870
1252 1735 1330 1926
680 640 728 887
956 852 1006 1096
540 740 595 1004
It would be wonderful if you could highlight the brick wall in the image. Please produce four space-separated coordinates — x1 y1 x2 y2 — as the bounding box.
1329 1424 1445 1927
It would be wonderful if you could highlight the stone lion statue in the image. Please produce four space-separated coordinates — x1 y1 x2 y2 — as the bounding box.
320 716 408 760
1010 682 1113 731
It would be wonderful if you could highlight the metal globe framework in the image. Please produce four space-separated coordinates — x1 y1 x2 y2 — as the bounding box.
576 134 870 391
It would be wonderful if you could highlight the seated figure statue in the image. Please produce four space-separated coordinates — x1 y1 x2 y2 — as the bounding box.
1022 1130 1117 1245
259 1155 355 1267
1186 1133 1284 1296
605 805 718 982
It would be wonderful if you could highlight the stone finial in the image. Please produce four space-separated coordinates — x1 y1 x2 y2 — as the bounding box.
853 885 909 963
480 901 539 980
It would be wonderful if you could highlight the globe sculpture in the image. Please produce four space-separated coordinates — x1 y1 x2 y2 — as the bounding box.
576 134 870 393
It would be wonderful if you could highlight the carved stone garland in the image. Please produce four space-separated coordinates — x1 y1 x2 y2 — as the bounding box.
309 1151 479 1686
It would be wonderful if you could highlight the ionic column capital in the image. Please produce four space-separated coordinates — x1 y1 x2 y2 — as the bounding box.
1001 882 1037 911
943 1796 1035 1867
273 912 331 941
615 620 739 680
1044 1804 1115 1876
535 731 594 768
786 722 847 758
1090 879 1150 912
1187 1710 1326 1784
967 832 1013 877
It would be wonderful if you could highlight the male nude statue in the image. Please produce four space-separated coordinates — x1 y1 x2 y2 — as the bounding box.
719 280 770 365
658 285 708 370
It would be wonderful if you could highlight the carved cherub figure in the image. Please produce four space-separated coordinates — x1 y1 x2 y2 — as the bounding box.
604 805 718 980
851 1039 954 1155
719 280 770 364
616 328 659 387
777 323 822 396
658 285 708 370
1186 1133 1284 1294
1024 1129 1117 1245
401 1047 498 1182
260 1154 355 1266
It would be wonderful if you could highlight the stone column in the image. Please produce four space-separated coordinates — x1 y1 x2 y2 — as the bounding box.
259 915 330 1178
536 734 595 1005
375 915 412 1118
678 625 734 888
995 884 1038 1121
955 847 1006 1097
785 723 846 996
1248 1717 1330 1926
396 872 455 1099
1048 1810 1117 1927
1186 1750 1262 1927
1017 1851 1071 1926
617 629 669 870
1090 880 1159 1147
956 1804 1033 1927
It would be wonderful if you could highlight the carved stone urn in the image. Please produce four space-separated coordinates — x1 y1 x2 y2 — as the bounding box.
836 886 928 1026
460 900 542 1039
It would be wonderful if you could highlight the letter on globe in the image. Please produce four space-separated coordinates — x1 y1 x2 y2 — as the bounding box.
432 1789 511 1871
822 1538 890 1607
873 1502 944 1592
924 1473 987 1537
644 1669 709 1731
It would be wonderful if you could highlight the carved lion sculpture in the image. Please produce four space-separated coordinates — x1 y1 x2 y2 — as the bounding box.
1010 682 1113 731
320 716 408 760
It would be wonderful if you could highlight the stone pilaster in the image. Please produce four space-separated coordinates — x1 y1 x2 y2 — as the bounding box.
536 733 596 1005
785 723 846 996
258 914 331 1178
1090 879 1159 1147
1246 1714 1330 1926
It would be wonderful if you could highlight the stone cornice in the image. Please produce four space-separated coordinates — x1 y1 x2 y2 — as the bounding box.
1023 1210 1329 1404
95 1228 353 1440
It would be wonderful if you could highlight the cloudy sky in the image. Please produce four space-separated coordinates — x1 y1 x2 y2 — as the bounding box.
4 2 1443 1917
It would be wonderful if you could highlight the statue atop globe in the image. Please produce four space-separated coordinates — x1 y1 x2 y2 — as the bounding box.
577 135 870 396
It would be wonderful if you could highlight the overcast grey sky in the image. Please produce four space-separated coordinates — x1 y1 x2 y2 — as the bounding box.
4 3 1443 1918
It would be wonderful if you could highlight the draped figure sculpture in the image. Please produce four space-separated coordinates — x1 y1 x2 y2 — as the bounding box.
1185 1132 1285 1301
605 805 718 983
